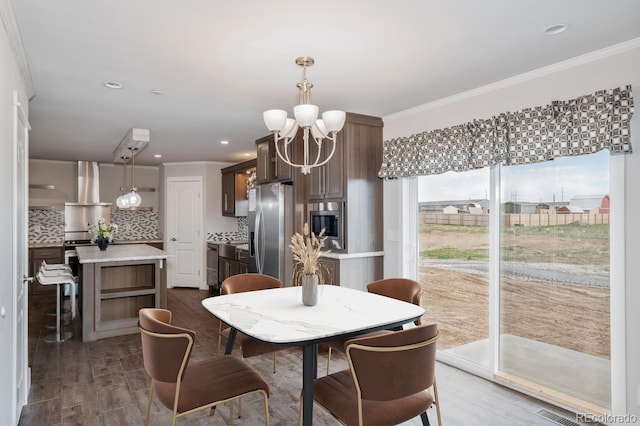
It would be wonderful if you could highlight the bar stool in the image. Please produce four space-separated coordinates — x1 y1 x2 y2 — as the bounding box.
41 260 78 319
36 271 74 342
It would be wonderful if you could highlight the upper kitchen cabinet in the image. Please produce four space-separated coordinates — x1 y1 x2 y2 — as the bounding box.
221 159 256 217
308 113 383 201
255 134 294 184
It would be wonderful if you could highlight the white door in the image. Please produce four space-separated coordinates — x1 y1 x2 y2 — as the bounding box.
166 177 204 288
12 91 29 421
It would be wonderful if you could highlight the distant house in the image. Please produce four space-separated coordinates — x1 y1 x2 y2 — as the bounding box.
419 199 489 212
443 205 459 214
557 205 585 214
503 201 539 214
570 194 609 213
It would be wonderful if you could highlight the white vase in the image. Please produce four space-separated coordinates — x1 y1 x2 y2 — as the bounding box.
301 274 319 306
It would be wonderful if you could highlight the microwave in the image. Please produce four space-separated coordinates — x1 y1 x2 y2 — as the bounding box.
308 201 344 251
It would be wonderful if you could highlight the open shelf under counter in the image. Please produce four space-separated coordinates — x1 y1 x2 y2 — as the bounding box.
76 244 169 341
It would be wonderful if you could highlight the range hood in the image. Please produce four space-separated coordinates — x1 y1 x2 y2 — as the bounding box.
65 161 112 206
64 161 112 241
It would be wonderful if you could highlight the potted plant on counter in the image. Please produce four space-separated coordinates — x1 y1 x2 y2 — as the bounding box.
290 223 330 306
89 218 118 251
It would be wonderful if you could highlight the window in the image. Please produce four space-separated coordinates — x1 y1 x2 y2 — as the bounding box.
417 151 611 411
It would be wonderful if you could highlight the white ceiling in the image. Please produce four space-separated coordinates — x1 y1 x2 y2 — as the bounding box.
13 0 640 165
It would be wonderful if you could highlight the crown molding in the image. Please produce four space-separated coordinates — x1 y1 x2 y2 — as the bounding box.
385 37 640 121
0 0 35 99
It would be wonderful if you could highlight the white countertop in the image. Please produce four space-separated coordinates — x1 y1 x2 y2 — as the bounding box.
202 285 424 345
320 251 384 260
76 243 169 264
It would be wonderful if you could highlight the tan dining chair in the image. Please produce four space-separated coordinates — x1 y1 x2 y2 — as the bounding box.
138 308 270 426
218 273 284 373
310 323 441 426
326 277 424 374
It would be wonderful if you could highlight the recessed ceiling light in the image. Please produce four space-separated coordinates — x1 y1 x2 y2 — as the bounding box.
150 90 163 95
243 153 251 157
220 140 229 145
154 154 162 158
103 80 123 89
543 23 570 35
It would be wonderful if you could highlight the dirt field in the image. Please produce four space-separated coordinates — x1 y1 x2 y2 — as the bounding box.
418 224 611 359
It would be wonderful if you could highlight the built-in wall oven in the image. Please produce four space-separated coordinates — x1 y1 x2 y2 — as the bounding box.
308 201 344 251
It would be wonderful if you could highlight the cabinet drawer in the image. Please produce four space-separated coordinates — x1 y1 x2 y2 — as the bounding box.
236 249 249 263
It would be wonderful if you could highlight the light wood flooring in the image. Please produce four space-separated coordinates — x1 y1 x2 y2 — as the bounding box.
20 287 587 425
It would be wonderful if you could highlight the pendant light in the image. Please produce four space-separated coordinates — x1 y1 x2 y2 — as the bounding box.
127 147 142 207
115 155 130 208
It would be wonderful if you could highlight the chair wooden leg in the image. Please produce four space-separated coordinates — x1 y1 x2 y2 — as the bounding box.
298 394 303 426
420 411 431 426
229 400 234 426
433 377 442 426
262 391 270 426
326 347 332 375
145 383 154 426
238 398 242 417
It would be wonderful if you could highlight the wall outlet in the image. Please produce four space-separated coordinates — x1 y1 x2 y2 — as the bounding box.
33 225 41 232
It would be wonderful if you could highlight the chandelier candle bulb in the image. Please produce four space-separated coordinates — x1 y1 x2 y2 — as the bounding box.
263 56 345 175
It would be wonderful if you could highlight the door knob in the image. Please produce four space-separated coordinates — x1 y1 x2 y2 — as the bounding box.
23 275 33 284
171 237 177 241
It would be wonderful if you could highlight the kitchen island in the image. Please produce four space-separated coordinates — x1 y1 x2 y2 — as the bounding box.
76 244 169 341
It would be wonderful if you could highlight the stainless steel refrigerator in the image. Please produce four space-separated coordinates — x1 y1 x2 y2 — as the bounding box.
248 182 294 286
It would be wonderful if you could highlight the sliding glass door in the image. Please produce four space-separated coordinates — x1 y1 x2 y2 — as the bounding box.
417 150 611 411
498 151 610 411
417 168 490 368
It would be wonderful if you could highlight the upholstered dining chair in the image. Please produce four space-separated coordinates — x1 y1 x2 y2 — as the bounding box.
138 308 270 426
217 273 284 373
326 277 424 374
310 323 441 426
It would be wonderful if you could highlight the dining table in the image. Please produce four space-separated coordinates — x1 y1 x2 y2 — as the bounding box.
202 284 425 426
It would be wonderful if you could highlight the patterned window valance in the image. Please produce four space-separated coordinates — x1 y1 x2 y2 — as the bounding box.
378 85 634 179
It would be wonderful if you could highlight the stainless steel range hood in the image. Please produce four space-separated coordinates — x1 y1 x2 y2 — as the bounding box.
64 161 112 241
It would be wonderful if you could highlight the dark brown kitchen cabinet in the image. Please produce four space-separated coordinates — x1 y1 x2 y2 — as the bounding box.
308 130 344 200
221 159 256 217
218 246 248 283
319 257 340 285
221 171 235 216
255 134 294 184
29 246 64 295
308 113 383 201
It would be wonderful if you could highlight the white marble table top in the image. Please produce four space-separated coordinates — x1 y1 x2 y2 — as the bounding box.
76 243 169 264
201 285 425 345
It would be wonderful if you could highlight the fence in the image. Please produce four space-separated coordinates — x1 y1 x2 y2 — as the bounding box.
420 212 610 227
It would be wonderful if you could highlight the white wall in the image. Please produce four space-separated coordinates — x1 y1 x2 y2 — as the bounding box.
29 159 159 210
0 1 28 423
383 41 640 416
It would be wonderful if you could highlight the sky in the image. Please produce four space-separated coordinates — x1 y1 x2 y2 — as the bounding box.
417 150 609 203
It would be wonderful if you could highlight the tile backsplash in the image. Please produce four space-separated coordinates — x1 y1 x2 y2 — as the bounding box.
111 210 160 241
29 208 245 244
28 208 160 245
29 209 65 244
207 217 248 242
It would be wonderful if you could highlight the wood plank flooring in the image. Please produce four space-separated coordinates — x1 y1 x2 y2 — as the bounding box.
20 287 585 425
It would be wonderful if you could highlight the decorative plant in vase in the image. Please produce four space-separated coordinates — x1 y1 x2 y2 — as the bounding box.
290 223 330 306
89 218 118 251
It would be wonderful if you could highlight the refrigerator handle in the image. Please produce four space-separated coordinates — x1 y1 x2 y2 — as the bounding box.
255 206 262 274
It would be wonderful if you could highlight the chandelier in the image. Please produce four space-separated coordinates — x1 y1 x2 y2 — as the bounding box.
263 57 345 175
